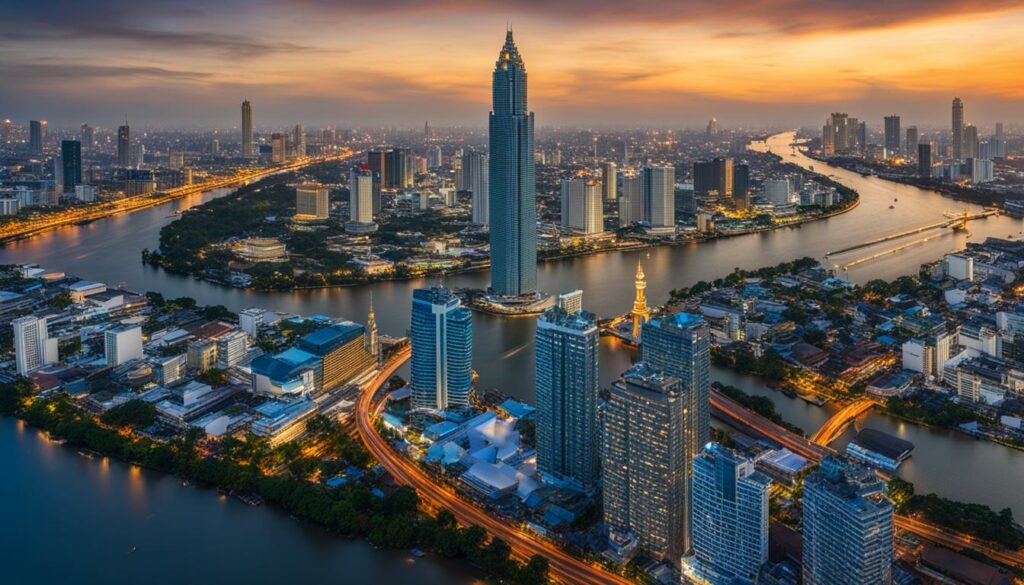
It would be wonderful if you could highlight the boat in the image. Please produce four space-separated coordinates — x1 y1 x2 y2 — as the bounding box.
410 548 426 558
889 205 895 209
78 450 95 459
129 546 138 554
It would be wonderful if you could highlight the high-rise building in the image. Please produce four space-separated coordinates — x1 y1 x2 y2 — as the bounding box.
117 123 131 167
802 457 894 585
883 115 901 154
80 123 94 148
641 166 675 228
104 325 144 367
560 178 603 234
29 120 46 154
61 140 82 194
821 118 835 156
705 117 718 143
535 304 599 489
963 124 979 159
295 184 330 220
689 444 771 585
460 151 489 226
488 30 537 297
293 124 306 157
905 126 919 159
733 164 750 210
366 149 386 215
216 330 249 370
1 119 12 144
693 158 733 201
602 161 617 201
641 312 711 463
618 174 642 226
13 315 53 375
271 133 287 163
241 100 254 157
952 97 965 159
918 143 932 178
410 287 473 412
996 122 1004 141
347 166 377 233
603 363 690 563
386 148 411 189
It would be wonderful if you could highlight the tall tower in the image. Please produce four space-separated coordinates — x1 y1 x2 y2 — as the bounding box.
410 287 473 412
241 100 254 157
117 121 131 168
365 295 380 364
488 29 537 297
631 260 651 340
952 97 964 159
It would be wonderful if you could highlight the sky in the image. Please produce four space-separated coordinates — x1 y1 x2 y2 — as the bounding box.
1 0 1022 130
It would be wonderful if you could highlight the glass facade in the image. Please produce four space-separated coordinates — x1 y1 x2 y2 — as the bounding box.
410 287 473 412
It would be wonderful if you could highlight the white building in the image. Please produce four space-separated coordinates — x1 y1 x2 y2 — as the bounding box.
238 308 264 338
346 166 377 233
74 185 95 202
560 178 604 234
460 151 489 226
970 158 994 184
13 315 56 375
155 353 187 386
764 178 792 205
216 330 249 370
0 198 20 215
105 325 143 366
618 174 642 226
944 253 974 281
641 166 675 228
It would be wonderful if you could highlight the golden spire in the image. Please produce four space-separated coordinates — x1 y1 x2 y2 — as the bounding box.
631 259 650 341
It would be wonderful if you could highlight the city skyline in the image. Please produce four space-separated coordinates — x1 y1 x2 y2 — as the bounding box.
3 1 1023 127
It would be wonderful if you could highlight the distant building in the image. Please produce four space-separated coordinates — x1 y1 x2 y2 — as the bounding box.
603 363 690 564
802 457 894 585
216 330 248 370
295 184 330 220
641 165 675 228
952 97 965 159
61 140 82 193
117 123 130 167
236 237 288 263
883 115 901 154
105 325 143 366
560 178 603 234
618 174 642 226
346 166 377 233
905 126 919 158
689 444 771 585
410 287 473 412
535 305 600 489
29 120 46 153
271 133 287 163
602 161 617 201
241 100 254 157
460 151 489 226
918 143 932 178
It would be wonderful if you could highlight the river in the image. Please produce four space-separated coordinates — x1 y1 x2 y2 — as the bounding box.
2 132 1023 580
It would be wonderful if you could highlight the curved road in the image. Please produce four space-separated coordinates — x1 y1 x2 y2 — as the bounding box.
356 348 631 585
809 399 874 446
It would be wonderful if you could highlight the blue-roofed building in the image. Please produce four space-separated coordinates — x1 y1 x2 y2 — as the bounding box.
250 347 320 397
295 322 375 392
251 398 318 446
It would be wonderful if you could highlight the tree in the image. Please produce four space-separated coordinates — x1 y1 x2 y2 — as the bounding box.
100 400 157 429
517 555 550 585
199 368 229 386
145 291 166 307
203 304 235 321
49 290 73 309
886 478 914 509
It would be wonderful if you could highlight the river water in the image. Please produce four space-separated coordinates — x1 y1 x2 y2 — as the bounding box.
2 132 1023 581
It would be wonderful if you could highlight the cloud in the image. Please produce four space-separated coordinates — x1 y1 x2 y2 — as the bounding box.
0 61 214 83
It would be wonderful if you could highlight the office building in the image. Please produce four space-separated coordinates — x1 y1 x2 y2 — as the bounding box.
802 457 894 585
216 330 249 370
706 117 718 143
764 178 791 205
641 165 675 228
366 149 386 214
29 120 46 153
602 161 617 201
80 123 94 148
74 185 95 203
13 315 54 375
386 148 411 189
689 444 771 585
347 166 377 233
883 115 900 154
187 339 217 373
733 164 750 210
535 305 600 489
603 363 690 563
905 126 918 158
61 140 82 193
105 325 144 367
295 323 375 392
964 124 979 159
410 287 473 412
460 151 489 226
560 178 603 234
618 174 642 226
952 97 964 159
117 122 131 167
996 122 1004 141
641 311 711 461
271 133 287 163
488 30 537 297
241 100 254 156
293 124 306 157
295 184 330 220
918 143 932 178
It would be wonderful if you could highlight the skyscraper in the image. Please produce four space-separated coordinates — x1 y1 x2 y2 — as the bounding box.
883 115 901 154
29 120 46 154
733 164 751 210
603 363 690 563
117 122 131 167
964 124 979 159
618 174 642 227
270 133 286 163
535 304 600 489
410 287 473 412
366 149 386 215
689 444 771 585
241 100 254 157
346 166 377 233
488 29 537 297
641 166 675 228
802 457 894 585
560 179 603 234
80 123 94 148
460 151 489 225
293 124 306 157
602 161 617 201
705 117 718 143
61 140 82 194
641 311 711 463
386 148 411 189
952 97 964 159
918 143 932 178
996 122 1004 141
905 126 919 159
13 315 51 376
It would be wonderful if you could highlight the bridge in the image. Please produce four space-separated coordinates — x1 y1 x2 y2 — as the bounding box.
825 209 998 258
710 388 833 462
809 398 875 446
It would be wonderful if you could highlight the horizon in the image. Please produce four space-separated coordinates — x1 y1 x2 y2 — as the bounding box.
2 1 1022 128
